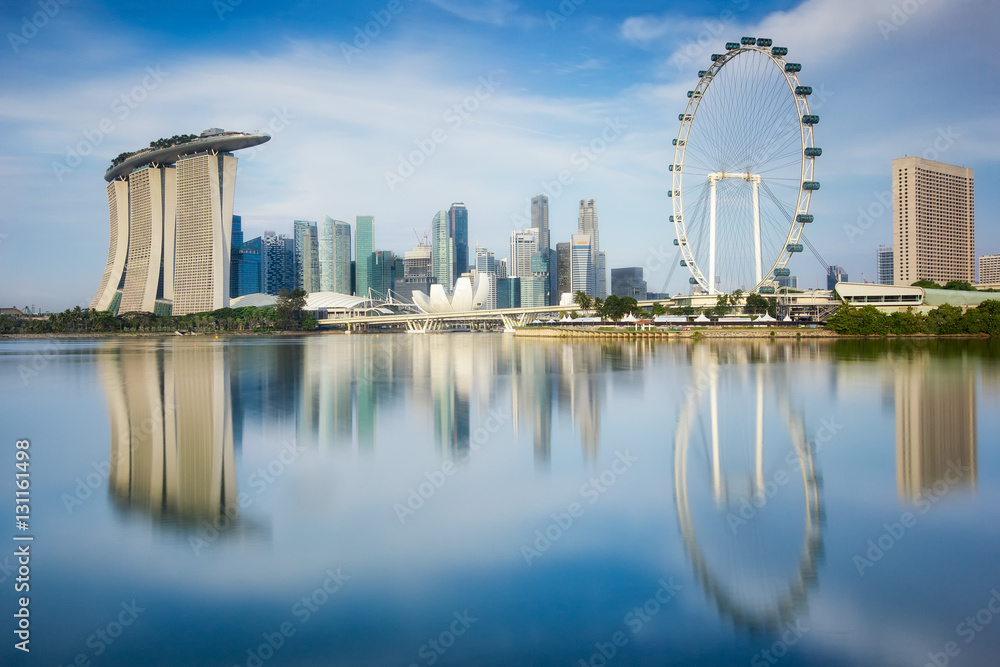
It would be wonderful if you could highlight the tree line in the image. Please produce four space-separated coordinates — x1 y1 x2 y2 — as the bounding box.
826 301 1000 336
0 290 315 335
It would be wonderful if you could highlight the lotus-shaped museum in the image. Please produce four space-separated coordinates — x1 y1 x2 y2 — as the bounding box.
412 276 490 313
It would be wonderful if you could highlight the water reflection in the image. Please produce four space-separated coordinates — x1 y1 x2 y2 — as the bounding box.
895 352 977 503
673 342 823 634
102 342 237 523
92 335 995 663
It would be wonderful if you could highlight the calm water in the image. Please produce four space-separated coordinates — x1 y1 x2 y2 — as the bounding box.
2 334 1000 667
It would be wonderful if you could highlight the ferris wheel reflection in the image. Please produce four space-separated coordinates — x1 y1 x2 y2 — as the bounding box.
674 343 823 633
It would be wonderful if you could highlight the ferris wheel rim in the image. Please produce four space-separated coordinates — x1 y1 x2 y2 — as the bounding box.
670 41 818 295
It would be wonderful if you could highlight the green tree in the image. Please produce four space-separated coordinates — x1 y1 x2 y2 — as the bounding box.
275 288 307 329
745 293 769 315
574 291 593 311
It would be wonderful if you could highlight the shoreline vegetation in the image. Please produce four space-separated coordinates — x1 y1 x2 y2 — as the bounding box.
4 297 998 340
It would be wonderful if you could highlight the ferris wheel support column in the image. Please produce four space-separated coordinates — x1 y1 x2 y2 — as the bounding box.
751 175 762 286
708 173 720 295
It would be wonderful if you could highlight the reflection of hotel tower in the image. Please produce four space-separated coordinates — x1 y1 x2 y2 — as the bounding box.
103 342 236 521
90 130 269 316
895 356 977 503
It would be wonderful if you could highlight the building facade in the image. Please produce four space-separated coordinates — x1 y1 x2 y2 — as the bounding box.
294 220 319 293
432 209 453 292
979 255 1000 285
827 265 848 290
475 246 497 310
90 130 269 316
877 245 894 285
449 203 468 282
556 242 571 301
570 233 594 296
370 250 396 299
892 156 975 286
355 215 375 297
611 267 646 299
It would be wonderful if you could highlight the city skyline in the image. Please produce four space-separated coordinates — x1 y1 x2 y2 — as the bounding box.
1 0 998 310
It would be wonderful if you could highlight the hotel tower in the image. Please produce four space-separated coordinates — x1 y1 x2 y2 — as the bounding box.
90 129 270 316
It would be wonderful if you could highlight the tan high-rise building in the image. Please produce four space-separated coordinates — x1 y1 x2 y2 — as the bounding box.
91 129 269 316
979 255 1000 285
892 156 974 286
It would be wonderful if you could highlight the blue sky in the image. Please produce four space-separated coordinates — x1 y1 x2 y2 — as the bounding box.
0 0 997 310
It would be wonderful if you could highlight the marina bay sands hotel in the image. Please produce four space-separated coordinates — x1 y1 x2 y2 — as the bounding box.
90 129 270 316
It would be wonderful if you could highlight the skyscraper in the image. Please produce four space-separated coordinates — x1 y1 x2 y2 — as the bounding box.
399 244 434 304
980 255 1000 285
827 265 848 290
370 250 396 299
318 216 352 294
509 229 537 279
262 231 294 295
355 215 375 297
449 203 469 282
892 156 974 286
318 216 335 292
556 242 571 301
877 245 894 285
531 195 549 255
475 246 497 310
90 130 269 315
571 234 594 296
597 251 607 299
432 209 454 291
294 220 319 293
577 199 600 298
237 235 263 296
611 267 646 299
333 219 352 294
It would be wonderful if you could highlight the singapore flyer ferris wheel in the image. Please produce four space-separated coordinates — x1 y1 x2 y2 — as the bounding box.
670 37 821 295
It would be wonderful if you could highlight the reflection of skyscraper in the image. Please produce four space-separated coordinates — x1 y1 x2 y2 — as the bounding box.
895 355 977 503
104 342 237 522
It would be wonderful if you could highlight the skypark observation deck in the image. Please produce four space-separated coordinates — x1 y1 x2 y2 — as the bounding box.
104 131 270 182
